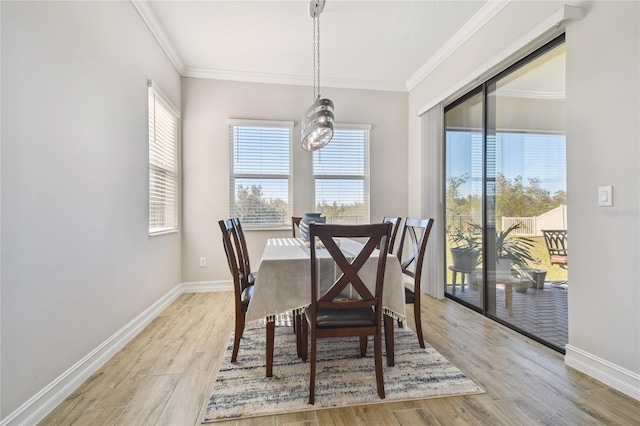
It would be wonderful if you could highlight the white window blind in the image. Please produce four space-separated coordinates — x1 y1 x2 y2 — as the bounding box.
313 125 371 224
229 120 293 227
148 81 179 235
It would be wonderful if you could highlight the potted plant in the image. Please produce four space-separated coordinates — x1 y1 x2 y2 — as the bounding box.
447 222 482 272
495 223 536 292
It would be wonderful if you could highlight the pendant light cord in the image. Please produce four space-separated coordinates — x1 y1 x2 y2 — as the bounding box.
313 14 321 99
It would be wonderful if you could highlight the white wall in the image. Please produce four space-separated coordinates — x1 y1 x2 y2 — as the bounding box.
181 78 408 283
408 0 639 398
1 1 182 418
564 0 639 394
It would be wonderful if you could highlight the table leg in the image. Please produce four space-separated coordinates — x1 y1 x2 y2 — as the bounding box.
266 319 275 377
505 283 513 316
384 314 394 367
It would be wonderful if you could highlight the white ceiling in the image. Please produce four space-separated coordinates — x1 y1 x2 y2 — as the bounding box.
135 0 511 92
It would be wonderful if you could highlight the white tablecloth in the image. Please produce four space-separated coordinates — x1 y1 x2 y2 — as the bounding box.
246 237 406 323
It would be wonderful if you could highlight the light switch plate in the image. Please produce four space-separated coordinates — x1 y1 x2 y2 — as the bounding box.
598 186 612 207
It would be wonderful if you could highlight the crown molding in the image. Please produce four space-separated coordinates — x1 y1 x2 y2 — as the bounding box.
134 0 507 93
406 0 511 91
183 67 407 92
131 0 186 75
416 4 582 116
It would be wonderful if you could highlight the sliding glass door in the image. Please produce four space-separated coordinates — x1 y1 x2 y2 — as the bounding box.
444 36 568 352
444 90 484 310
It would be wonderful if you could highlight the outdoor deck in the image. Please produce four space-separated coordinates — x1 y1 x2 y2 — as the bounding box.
446 282 568 350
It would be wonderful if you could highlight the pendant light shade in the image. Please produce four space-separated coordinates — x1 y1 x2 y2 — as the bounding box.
301 98 334 151
301 0 334 151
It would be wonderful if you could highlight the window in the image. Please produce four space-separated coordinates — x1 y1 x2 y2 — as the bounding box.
228 120 293 227
148 81 180 235
313 125 370 224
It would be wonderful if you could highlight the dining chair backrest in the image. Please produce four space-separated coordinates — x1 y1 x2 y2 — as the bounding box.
382 216 402 254
310 223 392 314
232 218 253 286
292 216 302 238
219 219 245 306
396 218 434 283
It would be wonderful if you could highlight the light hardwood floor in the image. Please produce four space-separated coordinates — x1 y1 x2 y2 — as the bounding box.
40 292 639 425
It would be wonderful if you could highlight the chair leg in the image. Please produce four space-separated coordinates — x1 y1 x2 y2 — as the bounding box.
295 313 302 358
231 310 245 363
266 319 275 377
299 316 308 361
414 300 425 349
374 331 385 399
359 336 368 357
309 329 316 405
384 314 394 366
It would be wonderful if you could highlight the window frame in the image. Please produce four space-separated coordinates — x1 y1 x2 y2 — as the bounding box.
312 124 371 224
148 80 180 236
228 119 294 229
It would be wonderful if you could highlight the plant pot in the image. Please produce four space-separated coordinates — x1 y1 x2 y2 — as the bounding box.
529 269 547 289
450 248 480 272
299 213 325 242
470 269 483 290
495 258 512 280
514 284 528 294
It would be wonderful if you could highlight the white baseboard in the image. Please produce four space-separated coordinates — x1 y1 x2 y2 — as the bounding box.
565 344 640 401
181 280 232 292
0 281 231 426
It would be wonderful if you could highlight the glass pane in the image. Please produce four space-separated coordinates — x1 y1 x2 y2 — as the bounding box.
315 178 366 224
444 91 484 309
486 43 567 350
232 178 289 225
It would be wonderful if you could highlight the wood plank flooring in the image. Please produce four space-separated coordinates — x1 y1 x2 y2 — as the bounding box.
39 292 639 425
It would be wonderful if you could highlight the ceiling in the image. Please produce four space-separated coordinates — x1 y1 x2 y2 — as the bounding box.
135 0 511 92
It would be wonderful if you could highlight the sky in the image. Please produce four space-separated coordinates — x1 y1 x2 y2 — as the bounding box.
446 130 567 197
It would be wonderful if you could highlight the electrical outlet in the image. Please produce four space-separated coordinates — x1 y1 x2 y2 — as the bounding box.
199 257 207 267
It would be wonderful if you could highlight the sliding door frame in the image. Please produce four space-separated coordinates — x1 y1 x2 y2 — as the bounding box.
443 34 567 353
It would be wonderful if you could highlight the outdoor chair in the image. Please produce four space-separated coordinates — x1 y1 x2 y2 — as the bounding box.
542 229 568 268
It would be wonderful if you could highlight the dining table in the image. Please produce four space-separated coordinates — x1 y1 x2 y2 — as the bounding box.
246 237 407 377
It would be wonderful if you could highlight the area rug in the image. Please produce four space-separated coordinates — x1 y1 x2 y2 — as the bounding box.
202 322 484 423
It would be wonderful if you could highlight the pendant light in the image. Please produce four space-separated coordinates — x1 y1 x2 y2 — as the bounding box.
301 0 334 151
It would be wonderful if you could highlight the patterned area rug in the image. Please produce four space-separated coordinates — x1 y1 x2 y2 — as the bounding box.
202 322 484 423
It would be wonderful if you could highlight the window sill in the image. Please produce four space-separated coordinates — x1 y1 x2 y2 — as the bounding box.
240 225 291 232
149 229 179 237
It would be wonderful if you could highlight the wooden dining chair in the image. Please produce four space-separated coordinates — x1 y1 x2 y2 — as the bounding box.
232 218 258 285
395 217 434 348
292 216 302 238
382 216 402 254
219 219 254 362
300 222 393 404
